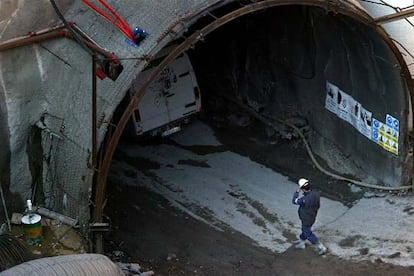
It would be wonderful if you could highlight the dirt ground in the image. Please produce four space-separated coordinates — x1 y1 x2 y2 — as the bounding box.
104 114 414 275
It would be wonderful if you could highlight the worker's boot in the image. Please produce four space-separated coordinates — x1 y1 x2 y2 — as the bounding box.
315 242 327 255
295 240 306 249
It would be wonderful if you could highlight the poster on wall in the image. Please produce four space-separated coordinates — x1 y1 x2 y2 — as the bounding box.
325 81 398 155
325 81 372 139
357 106 372 139
325 82 338 114
371 118 399 155
336 89 353 123
386 114 399 132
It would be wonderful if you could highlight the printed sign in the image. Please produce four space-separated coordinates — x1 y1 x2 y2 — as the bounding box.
325 81 398 155
325 81 372 140
357 106 373 139
325 82 338 114
371 118 399 155
386 114 399 132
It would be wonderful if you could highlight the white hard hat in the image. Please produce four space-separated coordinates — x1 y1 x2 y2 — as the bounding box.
298 178 309 188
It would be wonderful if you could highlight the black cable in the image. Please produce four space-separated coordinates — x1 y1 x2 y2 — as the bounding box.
49 0 94 56
39 44 72 67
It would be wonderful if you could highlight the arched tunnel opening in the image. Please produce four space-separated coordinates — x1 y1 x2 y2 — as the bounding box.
185 4 411 189
104 4 413 274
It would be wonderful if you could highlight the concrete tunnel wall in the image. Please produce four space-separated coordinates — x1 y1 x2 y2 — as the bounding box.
0 0 224 224
0 0 412 226
190 5 411 187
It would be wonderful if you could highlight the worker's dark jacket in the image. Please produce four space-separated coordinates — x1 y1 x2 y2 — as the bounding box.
292 190 320 227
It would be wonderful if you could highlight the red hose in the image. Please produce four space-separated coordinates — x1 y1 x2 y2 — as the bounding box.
97 0 133 36
82 0 134 41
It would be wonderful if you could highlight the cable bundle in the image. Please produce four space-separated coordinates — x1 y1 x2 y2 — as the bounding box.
82 0 135 42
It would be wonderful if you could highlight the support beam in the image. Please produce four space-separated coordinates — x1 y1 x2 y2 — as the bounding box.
375 7 414 24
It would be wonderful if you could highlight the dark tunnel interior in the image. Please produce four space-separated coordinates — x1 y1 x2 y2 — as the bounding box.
186 4 411 187
103 4 414 273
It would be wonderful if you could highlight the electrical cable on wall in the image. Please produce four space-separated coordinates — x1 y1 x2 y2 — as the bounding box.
47 1 125 81
82 0 134 41
82 0 149 47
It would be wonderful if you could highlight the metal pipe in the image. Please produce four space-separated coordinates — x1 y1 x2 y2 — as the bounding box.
0 30 68 52
0 24 65 45
92 54 100 252
375 7 414 24
36 206 78 227
0 27 115 61
92 55 97 171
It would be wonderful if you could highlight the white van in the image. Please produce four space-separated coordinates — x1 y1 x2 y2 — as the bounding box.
128 44 202 137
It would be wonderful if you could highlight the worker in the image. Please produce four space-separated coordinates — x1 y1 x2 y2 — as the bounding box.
292 178 327 255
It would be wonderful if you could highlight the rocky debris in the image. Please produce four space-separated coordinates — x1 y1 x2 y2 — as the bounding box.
227 113 251 127
107 250 129 262
166 253 177 261
359 248 369 255
116 262 154 276
11 213 23 225
45 219 85 252
388 252 401 259
363 192 387 199
349 184 363 193
403 206 414 215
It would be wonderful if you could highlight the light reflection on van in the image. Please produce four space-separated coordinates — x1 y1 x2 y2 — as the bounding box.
128 44 202 137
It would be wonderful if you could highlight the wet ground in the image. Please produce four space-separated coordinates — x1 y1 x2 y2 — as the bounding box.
104 114 414 275
104 185 413 276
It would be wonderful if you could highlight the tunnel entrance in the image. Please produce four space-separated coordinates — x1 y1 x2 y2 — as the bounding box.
98 2 414 231
102 3 414 274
